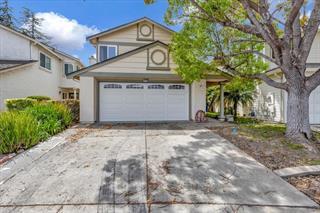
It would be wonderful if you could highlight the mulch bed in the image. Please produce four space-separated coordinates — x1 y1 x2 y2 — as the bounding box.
287 175 320 204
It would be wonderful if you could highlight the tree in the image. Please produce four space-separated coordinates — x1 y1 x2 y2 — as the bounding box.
145 0 320 146
208 78 256 119
0 0 15 28
21 8 50 43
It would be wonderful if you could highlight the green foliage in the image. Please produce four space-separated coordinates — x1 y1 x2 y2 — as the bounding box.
0 111 40 153
27 96 51 101
205 112 219 119
0 0 15 28
25 103 72 140
5 98 36 111
241 123 286 139
59 100 80 122
234 117 262 125
208 78 257 117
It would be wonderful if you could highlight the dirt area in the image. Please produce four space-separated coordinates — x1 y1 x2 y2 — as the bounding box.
209 123 320 170
287 175 320 204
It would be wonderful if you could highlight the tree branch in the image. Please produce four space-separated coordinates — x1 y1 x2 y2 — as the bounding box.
306 68 320 92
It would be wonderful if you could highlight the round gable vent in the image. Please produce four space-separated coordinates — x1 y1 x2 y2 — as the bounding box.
140 24 152 37
151 49 166 65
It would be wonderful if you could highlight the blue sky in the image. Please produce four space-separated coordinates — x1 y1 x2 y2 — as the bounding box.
9 0 177 65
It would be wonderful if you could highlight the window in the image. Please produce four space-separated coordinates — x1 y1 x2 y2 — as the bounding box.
169 85 185 90
148 84 165 89
126 84 144 89
69 93 74 99
104 84 122 89
62 93 68 99
64 63 74 74
40 52 51 70
99 45 117 61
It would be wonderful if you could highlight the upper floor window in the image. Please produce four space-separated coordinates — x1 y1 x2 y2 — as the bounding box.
40 52 51 70
64 63 74 74
99 45 117 62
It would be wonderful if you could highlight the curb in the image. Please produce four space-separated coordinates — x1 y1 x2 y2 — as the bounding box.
274 165 320 178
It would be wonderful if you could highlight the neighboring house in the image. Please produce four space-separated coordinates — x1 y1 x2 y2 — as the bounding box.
0 24 84 111
68 17 230 122
254 32 320 124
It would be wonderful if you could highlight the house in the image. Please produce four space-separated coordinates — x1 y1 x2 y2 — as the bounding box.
0 24 84 111
254 33 320 124
68 17 230 123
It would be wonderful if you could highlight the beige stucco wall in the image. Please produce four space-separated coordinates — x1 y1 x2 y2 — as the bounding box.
191 80 206 120
79 76 97 123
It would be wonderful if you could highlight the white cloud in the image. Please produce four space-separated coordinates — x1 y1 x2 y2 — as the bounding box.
36 12 99 51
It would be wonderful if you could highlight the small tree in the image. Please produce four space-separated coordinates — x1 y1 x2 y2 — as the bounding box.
208 78 256 119
21 8 50 43
0 0 15 28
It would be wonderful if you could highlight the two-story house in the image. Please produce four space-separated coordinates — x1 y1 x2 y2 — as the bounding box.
0 24 84 111
254 33 320 124
68 17 230 123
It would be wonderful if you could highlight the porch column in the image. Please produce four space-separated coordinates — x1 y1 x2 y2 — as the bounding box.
219 83 225 121
73 88 77 100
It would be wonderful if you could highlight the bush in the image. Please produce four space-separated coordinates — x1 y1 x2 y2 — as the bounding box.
59 100 79 123
234 117 262 124
5 98 36 111
25 103 72 140
27 96 51 102
206 112 220 119
0 111 41 154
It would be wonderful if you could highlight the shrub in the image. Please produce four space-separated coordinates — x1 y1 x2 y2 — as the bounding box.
59 100 79 123
206 112 220 119
27 96 51 102
0 111 41 154
234 117 262 124
25 103 72 140
5 98 36 111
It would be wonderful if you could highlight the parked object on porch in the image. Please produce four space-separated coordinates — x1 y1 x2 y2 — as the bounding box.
226 115 234 122
195 110 207 123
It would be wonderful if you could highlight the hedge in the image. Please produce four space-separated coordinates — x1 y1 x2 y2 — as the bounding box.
0 111 41 154
5 98 36 111
0 102 72 154
27 96 51 101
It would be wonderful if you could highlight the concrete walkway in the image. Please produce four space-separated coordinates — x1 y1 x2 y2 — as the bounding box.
0 122 318 213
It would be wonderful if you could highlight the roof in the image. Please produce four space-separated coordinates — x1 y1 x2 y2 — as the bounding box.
67 40 169 78
87 17 175 41
0 24 83 65
0 60 37 73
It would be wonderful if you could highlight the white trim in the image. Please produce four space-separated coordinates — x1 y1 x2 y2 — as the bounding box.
98 44 118 62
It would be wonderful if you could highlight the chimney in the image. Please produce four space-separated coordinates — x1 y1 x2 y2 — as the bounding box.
89 55 97 65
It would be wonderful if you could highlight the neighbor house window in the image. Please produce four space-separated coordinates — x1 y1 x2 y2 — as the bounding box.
99 45 117 61
64 63 74 74
40 52 51 70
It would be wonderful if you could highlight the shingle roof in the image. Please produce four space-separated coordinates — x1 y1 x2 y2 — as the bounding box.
0 60 38 73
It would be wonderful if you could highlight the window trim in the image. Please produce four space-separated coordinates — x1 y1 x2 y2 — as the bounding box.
98 44 118 62
39 52 52 71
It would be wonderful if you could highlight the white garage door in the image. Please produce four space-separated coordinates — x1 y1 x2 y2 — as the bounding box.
99 82 189 122
310 86 320 124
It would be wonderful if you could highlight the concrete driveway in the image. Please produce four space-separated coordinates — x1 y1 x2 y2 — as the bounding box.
0 122 318 213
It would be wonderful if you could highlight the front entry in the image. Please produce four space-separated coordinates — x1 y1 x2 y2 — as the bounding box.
99 82 189 122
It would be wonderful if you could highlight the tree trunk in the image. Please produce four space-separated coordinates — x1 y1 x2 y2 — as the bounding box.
233 100 238 119
286 86 312 142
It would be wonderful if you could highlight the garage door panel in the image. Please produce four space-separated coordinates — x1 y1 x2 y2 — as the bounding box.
309 86 320 124
99 82 189 121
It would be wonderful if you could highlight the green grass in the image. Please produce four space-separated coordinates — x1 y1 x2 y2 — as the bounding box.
308 159 320 165
240 123 286 140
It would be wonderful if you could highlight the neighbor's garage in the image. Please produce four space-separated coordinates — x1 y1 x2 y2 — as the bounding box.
99 82 189 122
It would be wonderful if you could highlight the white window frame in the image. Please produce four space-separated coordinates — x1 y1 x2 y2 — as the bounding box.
39 52 52 71
64 63 74 75
98 44 118 62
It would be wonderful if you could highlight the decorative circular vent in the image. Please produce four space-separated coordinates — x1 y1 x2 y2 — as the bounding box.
140 24 152 37
151 49 166 65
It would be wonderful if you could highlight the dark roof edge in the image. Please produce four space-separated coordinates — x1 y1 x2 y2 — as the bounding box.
0 60 38 72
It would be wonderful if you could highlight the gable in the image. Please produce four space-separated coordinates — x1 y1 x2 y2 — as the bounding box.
89 18 173 45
